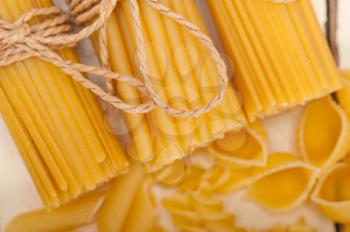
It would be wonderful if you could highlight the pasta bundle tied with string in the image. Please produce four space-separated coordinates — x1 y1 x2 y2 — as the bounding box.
66 0 247 170
0 0 129 209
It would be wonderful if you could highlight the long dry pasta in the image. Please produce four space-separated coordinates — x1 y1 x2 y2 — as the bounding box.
91 0 246 171
206 0 342 121
98 164 157 232
0 0 128 209
4 190 105 232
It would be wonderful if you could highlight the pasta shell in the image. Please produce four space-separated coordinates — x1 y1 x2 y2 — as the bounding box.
298 96 350 169
153 159 186 186
311 162 350 223
203 163 254 194
337 70 350 117
209 122 268 167
244 153 318 212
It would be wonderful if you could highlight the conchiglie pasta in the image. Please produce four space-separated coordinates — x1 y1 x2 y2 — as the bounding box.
311 162 350 223
209 122 268 167
244 153 318 212
298 97 350 169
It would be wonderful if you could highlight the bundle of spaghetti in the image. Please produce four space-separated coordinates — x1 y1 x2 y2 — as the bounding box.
0 0 128 209
206 0 342 122
69 0 246 171
4 190 105 232
163 183 242 232
98 164 157 232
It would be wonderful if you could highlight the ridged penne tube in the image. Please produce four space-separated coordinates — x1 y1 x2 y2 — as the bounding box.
97 164 146 232
311 162 350 223
0 0 128 208
209 121 268 167
206 0 342 122
4 190 105 232
99 0 246 171
122 178 157 232
297 96 350 170
244 153 318 212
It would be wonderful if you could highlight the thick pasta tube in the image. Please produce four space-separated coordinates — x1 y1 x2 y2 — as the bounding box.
122 178 157 232
244 153 318 212
4 190 105 232
98 0 246 171
0 0 128 209
311 162 350 223
297 97 350 170
206 0 342 121
98 164 146 232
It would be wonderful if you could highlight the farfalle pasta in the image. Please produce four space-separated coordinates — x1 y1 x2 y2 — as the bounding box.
207 0 341 121
244 153 318 212
297 96 350 169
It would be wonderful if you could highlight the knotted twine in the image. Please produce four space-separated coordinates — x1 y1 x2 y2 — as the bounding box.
0 0 294 118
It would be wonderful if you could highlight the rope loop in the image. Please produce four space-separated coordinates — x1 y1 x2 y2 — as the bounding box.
0 0 295 118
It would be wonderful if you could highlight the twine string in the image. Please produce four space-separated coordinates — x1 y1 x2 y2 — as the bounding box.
1 0 296 118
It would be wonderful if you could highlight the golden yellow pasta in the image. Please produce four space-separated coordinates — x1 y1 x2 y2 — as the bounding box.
311 162 350 223
265 218 316 232
244 153 318 212
207 0 341 121
210 121 268 167
163 183 244 232
98 164 156 232
337 70 350 119
0 0 128 209
5 190 105 232
298 96 350 169
93 0 246 171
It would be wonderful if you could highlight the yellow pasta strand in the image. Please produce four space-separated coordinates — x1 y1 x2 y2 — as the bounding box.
207 0 341 121
100 0 246 171
0 0 128 209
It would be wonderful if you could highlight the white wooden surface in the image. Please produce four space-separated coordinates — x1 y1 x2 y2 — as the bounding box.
1 1 349 231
